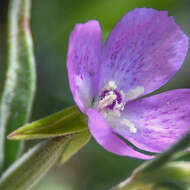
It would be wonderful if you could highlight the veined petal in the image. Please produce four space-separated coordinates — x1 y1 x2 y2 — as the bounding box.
87 108 153 159
67 20 102 113
111 89 190 153
101 8 189 101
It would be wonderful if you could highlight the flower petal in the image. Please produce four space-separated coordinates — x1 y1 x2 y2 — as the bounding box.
87 108 153 159
101 8 189 100
67 20 102 113
111 89 190 153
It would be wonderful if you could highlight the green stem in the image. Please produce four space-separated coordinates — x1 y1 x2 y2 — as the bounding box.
0 136 70 190
0 0 36 171
112 131 190 190
141 132 190 173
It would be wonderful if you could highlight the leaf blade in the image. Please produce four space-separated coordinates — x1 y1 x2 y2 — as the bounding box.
8 106 88 140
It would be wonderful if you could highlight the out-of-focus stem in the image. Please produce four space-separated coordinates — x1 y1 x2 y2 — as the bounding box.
0 0 36 171
111 131 190 190
0 136 70 190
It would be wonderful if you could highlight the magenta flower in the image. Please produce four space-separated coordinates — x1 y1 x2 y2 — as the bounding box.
67 8 189 159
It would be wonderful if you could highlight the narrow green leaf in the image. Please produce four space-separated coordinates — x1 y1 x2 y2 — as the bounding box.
58 130 91 165
8 106 88 140
0 0 36 171
0 136 71 190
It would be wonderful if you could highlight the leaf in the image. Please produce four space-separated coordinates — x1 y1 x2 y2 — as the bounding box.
0 0 36 171
0 136 71 190
8 105 88 140
58 130 91 165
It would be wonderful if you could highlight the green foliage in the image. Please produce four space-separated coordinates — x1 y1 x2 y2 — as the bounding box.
112 161 190 190
0 0 36 171
58 130 91 165
0 0 91 188
0 129 91 190
8 106 88 140
0 0 189 190
0 136 71 190
112 131 190 190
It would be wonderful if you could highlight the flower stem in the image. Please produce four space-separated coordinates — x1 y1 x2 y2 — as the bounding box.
0 136 70 190
141 131 190 173
112 131 190 190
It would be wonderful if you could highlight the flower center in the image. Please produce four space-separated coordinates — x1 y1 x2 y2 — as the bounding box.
94 81 138 134
95 81 125 116
99 89 122 110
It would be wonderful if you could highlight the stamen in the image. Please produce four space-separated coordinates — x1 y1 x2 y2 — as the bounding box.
98 91 117 109
96 80 126 114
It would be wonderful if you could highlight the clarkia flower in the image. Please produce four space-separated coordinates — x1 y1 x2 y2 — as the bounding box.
67 8 189 159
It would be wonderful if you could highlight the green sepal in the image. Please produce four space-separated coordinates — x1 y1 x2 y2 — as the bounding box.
8 106 88 140
58 130 91 165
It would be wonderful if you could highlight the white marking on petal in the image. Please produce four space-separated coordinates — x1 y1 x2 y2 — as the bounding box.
120 90 125 99
75 76 83 86
107 110 121 117
121 119 137 134
167 101 170 105
127 86 144 100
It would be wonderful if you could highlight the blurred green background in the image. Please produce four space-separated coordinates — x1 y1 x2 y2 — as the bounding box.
0 0 190 189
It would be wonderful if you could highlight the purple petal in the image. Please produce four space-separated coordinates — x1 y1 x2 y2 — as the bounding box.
111 89 190 153
87 108 154 159
100 8 189 100
67 20 102 113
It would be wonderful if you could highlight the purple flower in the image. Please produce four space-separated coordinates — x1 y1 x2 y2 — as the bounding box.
67 8 189 159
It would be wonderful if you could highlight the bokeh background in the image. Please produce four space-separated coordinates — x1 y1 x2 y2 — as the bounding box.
0 0 190 189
